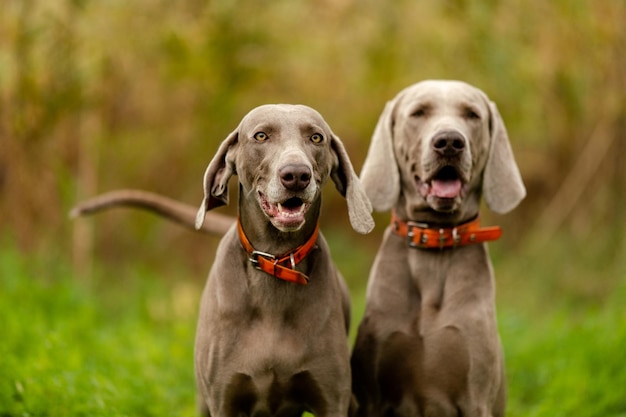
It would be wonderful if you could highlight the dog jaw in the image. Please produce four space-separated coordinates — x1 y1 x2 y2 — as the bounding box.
258 191 312 231
416 166 469 213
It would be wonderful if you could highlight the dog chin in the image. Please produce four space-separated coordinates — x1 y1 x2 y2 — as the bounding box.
271 203 309 231
259 192 310 232
270 217 306 232
426 195 461 213
416 170 467 213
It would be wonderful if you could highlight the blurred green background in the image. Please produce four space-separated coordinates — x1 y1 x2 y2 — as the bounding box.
1 0 624 416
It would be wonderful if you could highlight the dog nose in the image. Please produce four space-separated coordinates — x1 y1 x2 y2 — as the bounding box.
432 131 466 156
280 164 311 191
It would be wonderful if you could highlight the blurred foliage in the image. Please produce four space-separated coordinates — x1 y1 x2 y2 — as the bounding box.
1 0 624 274
0 0 622 313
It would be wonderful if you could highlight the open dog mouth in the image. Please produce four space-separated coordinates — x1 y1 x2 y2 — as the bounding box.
418 166 466 200
258 192 310 229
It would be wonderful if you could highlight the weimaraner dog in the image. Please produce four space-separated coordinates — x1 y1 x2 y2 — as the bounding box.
193 104 374 416
350 80 526 417
74 104 374 416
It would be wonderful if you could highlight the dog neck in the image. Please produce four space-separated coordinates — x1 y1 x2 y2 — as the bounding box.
393 205 478 228
395 186 483 226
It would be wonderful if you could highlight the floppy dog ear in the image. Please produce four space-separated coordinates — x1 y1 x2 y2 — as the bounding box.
483 101 526 214
330 135 375 234
195 129 239 230
359 99 401 212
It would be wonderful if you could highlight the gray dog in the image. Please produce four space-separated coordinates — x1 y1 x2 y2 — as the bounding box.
351 80 526 417
193 104 373 416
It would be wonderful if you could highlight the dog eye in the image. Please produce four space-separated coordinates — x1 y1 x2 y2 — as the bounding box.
411 107 428 118
464 109 481 120
254 132 269 142
310 133 324 143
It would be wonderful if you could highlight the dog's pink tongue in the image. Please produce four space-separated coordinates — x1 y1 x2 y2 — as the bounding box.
431 179 462 198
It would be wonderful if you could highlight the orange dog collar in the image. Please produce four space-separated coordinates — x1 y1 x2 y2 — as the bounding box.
237 219 319 285
391 211 502 249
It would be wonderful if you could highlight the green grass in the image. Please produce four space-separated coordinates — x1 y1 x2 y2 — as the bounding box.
500 292 626 417
495 239 626 417
0 245 199 417
1 238 625 416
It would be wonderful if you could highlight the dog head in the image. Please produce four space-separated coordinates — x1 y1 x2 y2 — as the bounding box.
195 104 374 234
360 80 526 222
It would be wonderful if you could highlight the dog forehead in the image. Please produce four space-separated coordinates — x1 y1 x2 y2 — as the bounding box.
240 104 330 133
399 80 488 114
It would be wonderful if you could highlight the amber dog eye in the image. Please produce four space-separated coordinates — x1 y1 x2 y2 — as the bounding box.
254 132 269 142
310 133 324 143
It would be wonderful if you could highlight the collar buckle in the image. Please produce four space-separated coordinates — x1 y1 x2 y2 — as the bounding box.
406 221 429 248
248 250 276 270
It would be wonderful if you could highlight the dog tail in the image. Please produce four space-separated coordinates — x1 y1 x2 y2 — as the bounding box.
69 189 234 237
